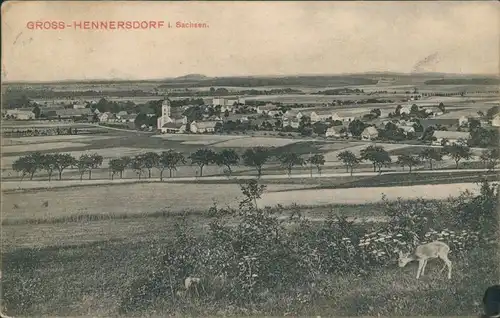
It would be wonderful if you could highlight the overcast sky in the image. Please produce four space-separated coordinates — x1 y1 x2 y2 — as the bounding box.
2 1 499 82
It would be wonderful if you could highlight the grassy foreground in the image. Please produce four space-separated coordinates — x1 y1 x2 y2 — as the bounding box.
1 180 498 316
1 234 495 316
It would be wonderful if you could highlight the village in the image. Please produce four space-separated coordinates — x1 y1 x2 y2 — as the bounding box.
4 92 500 150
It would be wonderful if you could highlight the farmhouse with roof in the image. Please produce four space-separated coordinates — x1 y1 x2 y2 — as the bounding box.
4 109 35 120
190 120 221 133
492 114 500 127
361 126 379 140
431 130 471 146
325 126 347 138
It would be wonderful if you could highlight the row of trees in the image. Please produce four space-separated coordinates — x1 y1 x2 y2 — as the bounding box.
337 142 499 175
11 147 327 181
12 142 499 181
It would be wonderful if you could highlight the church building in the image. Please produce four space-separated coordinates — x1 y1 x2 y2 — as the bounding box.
157 99 188 133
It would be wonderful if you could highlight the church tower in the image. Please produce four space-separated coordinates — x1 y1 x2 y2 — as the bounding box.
162 99 171 118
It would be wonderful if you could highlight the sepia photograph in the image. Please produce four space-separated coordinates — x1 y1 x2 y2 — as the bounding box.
1 1 500 316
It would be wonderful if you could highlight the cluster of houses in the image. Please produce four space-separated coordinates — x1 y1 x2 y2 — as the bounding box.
95 110 139 123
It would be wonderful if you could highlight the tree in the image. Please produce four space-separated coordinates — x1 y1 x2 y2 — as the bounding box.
348 119 367 137
395 105 402 116
438 102 445 113
131 155 146 179
242 147 271 178
298 116 312 136
40 154 58 181
370 108 381 118
360 145 391 174
158 150 186 180
87 153 103 180
410 104 419 115
469 127 498 148
51 153 77 180
396 154 421 173
141 152 160 178
421 126 436 141
33 105 41 119
480 148 500 171
337 150 360 176
312 122 328 135
189 148 216 177
360 145 384 172
77 154 92 181
373 150 392 174
238 179 267 210
443 142 472 169
468 118 481 130
224 109 230 118
419 148 442 170
277 152 305 177
109 157 130 180
307 154 325 176
12 152 44 181
215 149 240 176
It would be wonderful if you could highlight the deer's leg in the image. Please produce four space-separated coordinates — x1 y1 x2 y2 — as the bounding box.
416 259 424 279
440 255 452 279
420 259 428 276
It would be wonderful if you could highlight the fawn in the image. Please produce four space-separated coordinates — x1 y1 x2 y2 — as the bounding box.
398 241 452 279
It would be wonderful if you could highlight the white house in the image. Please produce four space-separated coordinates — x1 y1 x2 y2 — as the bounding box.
283 110 303 120
458 116 469 127
116 111 128 119
361 126 379 140
157 99 188 131
331 112 355 123
282 118 300 129
98 112 113 122
325 126 347 138
267 110 281 117
212 97 244 107
492 114 500 127
399 105 412 115
431 130 471 146
190 120 221 133
257 104 279 114
5 109 35 120
121 113 138 123
399 125 415 135
161 122 187 134
72 103 87 109
310 110 334 123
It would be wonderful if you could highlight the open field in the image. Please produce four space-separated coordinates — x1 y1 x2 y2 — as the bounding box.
1 135 115 146
1 121 96 128
2 142 92 154
2 178 491 224
1 182 309 222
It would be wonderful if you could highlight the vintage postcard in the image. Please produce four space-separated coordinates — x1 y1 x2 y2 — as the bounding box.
1 1 499 316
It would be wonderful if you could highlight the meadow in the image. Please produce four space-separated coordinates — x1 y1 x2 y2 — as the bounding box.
1 179 498 316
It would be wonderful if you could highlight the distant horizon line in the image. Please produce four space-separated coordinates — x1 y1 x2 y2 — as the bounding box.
3 71 500 84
